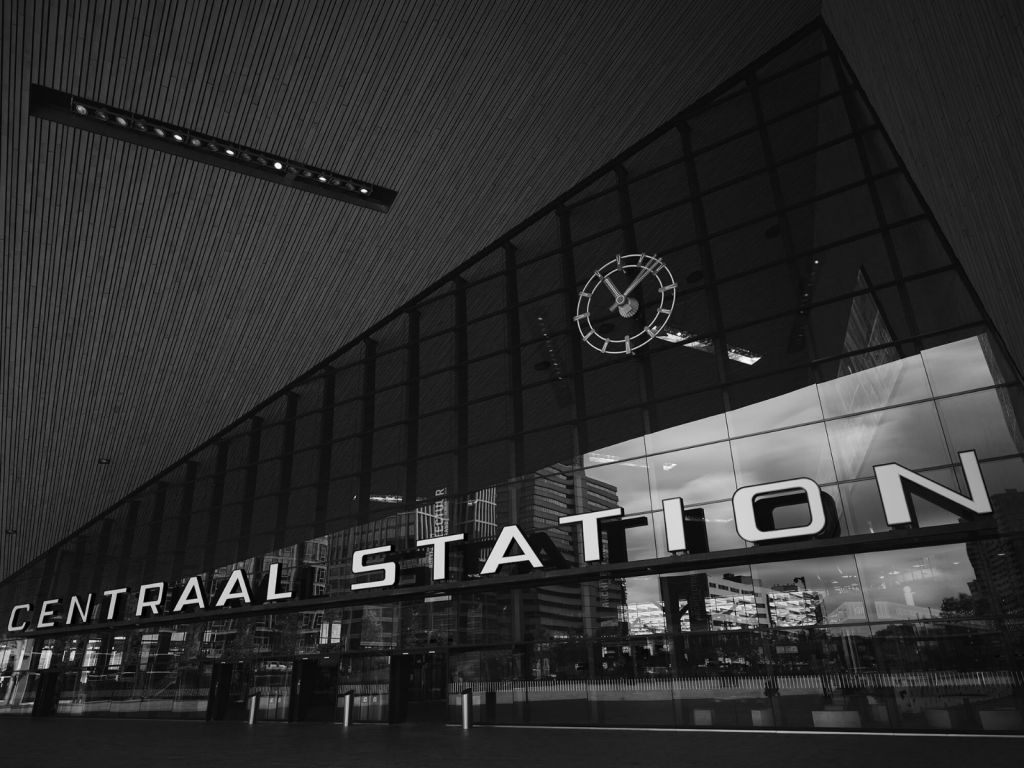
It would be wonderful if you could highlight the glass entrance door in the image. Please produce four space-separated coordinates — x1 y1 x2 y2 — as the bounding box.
389 652 448 723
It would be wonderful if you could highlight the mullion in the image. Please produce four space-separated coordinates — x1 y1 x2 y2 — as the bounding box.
558 206 589 457
273 394 299 548
404 311 420 502
679 121 731 402
236 417 263 563
616 163 655 436
505 243 525 477
201 442 230 573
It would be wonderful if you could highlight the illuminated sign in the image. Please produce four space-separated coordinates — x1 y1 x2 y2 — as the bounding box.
4 451 991 635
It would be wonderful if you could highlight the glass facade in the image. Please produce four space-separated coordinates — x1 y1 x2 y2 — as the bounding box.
2 23 1023 733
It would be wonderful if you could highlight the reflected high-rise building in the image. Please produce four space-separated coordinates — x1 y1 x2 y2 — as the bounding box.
498 464 626 643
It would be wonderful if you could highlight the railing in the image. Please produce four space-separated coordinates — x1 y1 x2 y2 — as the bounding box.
445 671 1024 733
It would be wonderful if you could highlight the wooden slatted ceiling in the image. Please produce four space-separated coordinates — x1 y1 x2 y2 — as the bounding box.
0 0 820 581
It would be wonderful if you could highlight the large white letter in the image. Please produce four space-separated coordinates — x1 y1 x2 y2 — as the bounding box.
8 604 32 632
480 525 543 575
67 594 94 625
663 498 688 552
265 562 293 602
103 587 129 620
558 508 622 562
37 598 62 629
351 546 397 591
135 582 166 617
417 533 465 580
214 569 254 607
875 450 991 526
172 576 208 612
733 478 826 543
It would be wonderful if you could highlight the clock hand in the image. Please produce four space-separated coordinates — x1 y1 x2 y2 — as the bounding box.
603 275 626 306
620 257 661 299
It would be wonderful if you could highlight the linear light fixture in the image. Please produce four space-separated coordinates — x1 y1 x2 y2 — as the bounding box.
30 85 396 213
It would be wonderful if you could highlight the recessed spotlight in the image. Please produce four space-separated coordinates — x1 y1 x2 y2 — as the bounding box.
359 187 369 194
114 116 128 127
172 133 183 141
189 137 201 146
95 110 108 121
301 170 313 178
133 121 147 131
153 127 165 138
256 156 268 165
225 148 235 156
272 161 283 170
317 175 327 182
240 152 252 161
207 142 219 151
74 104 88 115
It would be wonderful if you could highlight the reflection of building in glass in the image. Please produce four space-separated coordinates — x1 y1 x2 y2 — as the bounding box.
966 489 1024 621
654 573 830 634
502 465 626 640
202 539 329 658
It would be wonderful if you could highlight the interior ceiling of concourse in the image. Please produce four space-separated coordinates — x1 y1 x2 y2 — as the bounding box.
4 0 1024 585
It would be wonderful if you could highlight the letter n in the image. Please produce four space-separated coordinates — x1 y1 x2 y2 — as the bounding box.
875 450 991 527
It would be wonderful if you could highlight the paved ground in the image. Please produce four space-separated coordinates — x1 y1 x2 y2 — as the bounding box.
0 718 1022 768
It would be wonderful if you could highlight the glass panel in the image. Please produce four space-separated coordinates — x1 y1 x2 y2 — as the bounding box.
921 333 1010 397
817 352 932 419
826 401 950 482
648 441 736 505
731 423 838 487
856 544 991 621
750 555 865 626
644 412 728 454
727 382 823 437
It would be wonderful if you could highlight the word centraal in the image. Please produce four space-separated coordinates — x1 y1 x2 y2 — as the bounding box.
6 452 991 633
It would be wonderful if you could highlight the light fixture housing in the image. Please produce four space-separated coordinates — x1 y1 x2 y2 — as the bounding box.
30 85 395 213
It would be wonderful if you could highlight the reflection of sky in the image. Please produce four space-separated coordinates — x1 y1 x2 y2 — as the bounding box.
584 460 652 514
826 402 951 481
731 423 837 486
625 574 661 604
921 335 1001 397
644 414 728 455
726 384 822 437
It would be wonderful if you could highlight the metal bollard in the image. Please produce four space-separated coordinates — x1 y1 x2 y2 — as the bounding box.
461 688 472 729
247 692 260 725
341 689 354 727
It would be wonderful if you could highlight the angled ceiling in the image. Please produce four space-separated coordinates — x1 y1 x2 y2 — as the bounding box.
0 0 822 581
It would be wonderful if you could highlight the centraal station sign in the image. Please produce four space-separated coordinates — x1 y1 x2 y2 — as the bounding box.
6 451 992 634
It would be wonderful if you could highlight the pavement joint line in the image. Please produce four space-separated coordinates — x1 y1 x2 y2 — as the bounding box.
473 724 1024 738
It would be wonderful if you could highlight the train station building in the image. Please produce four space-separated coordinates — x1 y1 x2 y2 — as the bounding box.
2 1 1024 734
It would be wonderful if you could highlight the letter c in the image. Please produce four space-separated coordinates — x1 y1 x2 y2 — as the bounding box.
7 603 32 632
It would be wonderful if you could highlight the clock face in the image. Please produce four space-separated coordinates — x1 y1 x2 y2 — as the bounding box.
575 253 676 355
